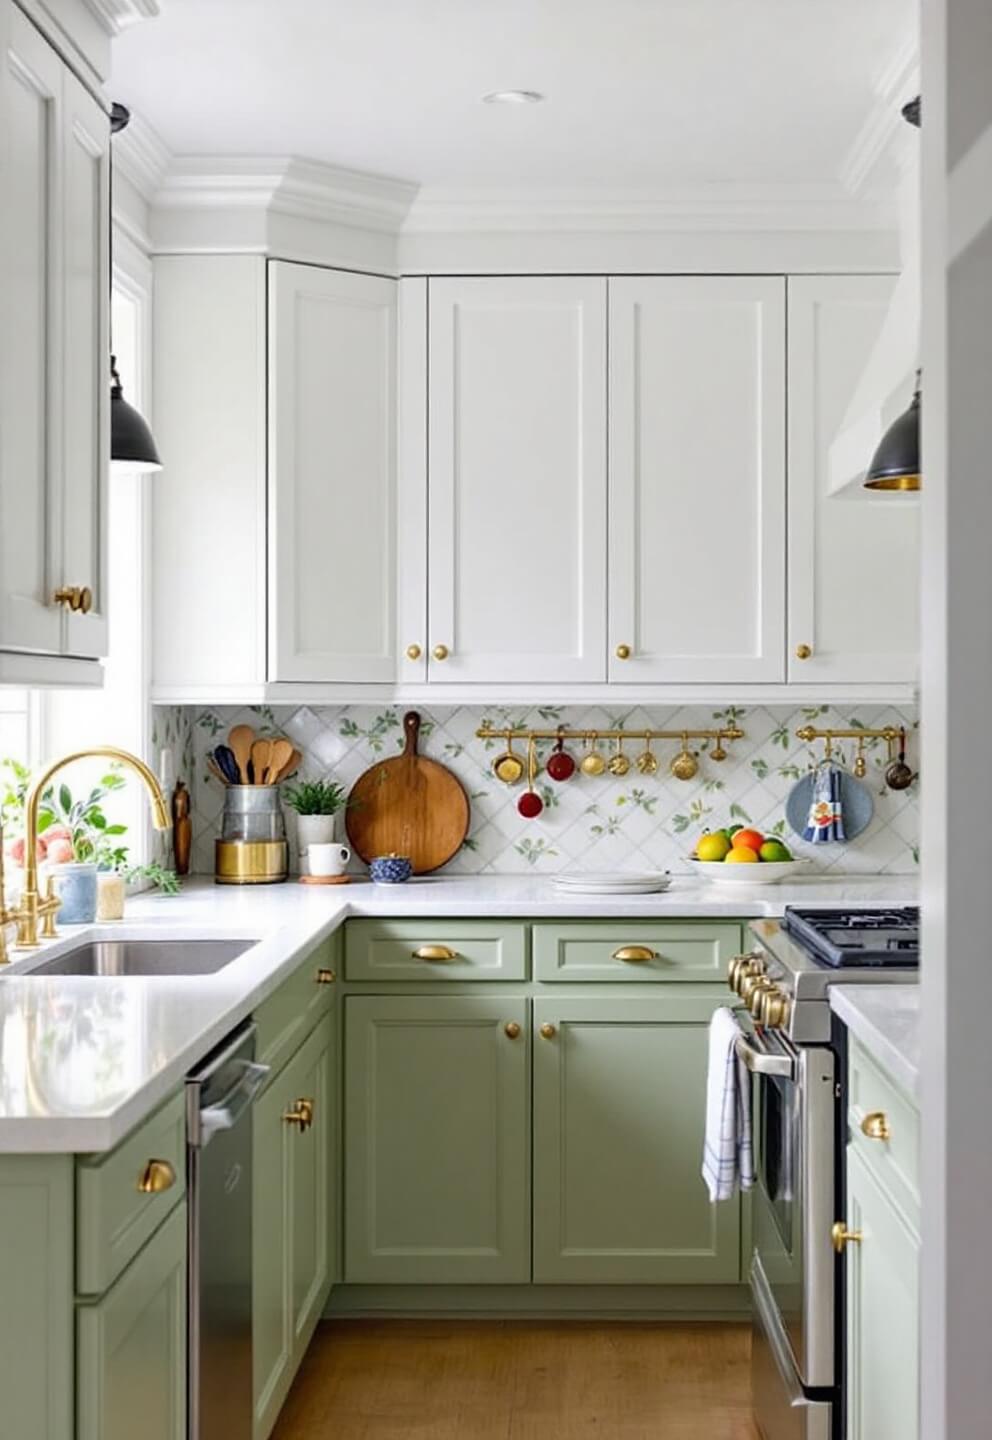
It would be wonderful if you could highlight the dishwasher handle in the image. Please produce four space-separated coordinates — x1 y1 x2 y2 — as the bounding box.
197 1060 270 1145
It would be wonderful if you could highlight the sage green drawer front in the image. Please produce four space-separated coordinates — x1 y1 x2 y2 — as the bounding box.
533 921 743 983
76 1091 186 1297
848 1038 919 1220
255 933 338 1077
344 919 528 982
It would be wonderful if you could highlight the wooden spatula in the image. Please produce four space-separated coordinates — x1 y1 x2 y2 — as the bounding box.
228 725 256 784
251 738 274 787
266 738 293 784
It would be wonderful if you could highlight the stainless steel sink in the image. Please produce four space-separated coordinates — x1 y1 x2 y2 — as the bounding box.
28 939 258 977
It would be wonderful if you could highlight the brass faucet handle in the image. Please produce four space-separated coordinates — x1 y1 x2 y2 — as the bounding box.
39 877 61 938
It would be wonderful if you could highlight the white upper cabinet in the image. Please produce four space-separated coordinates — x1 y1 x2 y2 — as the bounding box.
608 276 786 683
269 262 396 684
427 276 607 684
0 0 109 669
788 275 919 684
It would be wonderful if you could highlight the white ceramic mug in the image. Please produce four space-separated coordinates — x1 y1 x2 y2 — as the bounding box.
308 842 351 878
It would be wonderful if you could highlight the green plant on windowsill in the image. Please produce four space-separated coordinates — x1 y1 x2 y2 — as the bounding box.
282 778 348 816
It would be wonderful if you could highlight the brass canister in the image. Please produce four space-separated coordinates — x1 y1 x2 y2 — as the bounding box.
215 839 289 886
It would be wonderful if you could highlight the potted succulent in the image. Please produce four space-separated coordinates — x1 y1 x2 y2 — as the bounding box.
282 778 348 871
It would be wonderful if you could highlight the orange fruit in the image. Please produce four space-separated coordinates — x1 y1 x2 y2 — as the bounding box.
733 828 764 853
726 845 760 864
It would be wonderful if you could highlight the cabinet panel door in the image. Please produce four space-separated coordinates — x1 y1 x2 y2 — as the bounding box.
609 276 786 682
788 275 918 682
846 1147 919 1440
0 4 63 654
76 1202 187 1440
428 276 607 683
269 262 396 682
289 1014 335 1354
61 68 109 659
533 996 740 1283
345 995 530 1283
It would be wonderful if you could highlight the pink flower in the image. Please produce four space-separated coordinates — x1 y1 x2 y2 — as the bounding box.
45 838 75 865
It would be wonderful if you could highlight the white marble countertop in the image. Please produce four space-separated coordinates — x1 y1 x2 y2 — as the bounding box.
0 872 917 1153
830 984 921 1100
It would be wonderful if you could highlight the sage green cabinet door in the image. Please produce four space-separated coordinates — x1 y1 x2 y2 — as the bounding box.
76 1202 186 1440
253 1016 335 1440
846 1147 920 1440
533 996 740 1284
345 995 530 1283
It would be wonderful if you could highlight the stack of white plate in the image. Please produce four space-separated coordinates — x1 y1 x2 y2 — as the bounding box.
550 871 672 895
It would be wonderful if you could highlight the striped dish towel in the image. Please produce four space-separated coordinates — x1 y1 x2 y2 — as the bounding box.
702 1007 755 1203
803 762 847 843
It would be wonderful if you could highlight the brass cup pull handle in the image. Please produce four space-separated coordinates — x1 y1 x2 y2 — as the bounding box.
316 968 336 985
412 945 459 962
860 1111 891 1142
137 1159 176 1195
504 1021 521 1039
832 1222 862 1254
406 644 422 661
432 644 450 661
611 945 657 963
795 643 813 661
283 1098 314 1131
539 1023 557 1040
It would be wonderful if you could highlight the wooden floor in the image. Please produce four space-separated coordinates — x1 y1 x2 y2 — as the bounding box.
271 1319 759 1440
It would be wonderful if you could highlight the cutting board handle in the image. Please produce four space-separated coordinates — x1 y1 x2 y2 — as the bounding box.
403 710 422 757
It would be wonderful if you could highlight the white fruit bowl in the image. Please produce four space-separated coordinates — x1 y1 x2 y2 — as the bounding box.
688 858 806 887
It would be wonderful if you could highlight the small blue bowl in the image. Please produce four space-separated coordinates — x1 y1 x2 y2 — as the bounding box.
369 854 413 885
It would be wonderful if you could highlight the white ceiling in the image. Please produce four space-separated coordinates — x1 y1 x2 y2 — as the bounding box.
112 0 916 194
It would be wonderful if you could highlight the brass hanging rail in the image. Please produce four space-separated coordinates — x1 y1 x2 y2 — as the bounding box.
795 726 900 744
476 725 745 745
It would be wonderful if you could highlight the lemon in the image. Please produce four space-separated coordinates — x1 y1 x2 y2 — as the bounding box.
697 832 732 862
726 845 760 864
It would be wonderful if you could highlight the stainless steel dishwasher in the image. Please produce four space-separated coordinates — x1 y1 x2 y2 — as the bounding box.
187 1024 270 1440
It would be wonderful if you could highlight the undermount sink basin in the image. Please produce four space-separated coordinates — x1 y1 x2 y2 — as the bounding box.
28 939 258 978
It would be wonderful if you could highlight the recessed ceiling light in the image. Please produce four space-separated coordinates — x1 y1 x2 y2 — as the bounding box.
482 90 545 105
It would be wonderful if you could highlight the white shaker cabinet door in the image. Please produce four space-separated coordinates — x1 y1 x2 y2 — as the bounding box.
788 275 919 684
609 276 786 683
269 262 396 683
428 276 607 684
0 3 64 655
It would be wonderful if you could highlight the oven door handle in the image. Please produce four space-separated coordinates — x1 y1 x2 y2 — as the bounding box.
735 1034 796 1080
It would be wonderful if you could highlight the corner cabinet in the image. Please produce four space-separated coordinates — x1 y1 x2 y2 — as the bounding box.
0 0 110 673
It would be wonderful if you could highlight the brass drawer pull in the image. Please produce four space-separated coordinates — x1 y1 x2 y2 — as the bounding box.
283 1098 314 1131
611 945 657 963
831 1221 862 1253
432 644 450 661
504 1022 521 1039
860 1111 891 1142
137 1159 176 1195
412 945 459 962
795 643 813 660
316 968 337 984
539 1023 557 1040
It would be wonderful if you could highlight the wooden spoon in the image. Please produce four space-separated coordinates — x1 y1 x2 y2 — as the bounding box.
251 738 274 787
265 738 293 784
273 746 303 784
228 725 256 784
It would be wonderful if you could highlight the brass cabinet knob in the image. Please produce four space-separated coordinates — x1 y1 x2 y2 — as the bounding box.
137 1159 176 1194
316 968 336 985
283 1098 314 1131
504 1021 521 1039
615 644 632 660
432 644 450 661
832 1221 862 1254
406 644 422 661
860 1111 891 1142
611 945 657 963
539 1023 557 1040
412 944 458 962
53 585 93 614
795 643 813 661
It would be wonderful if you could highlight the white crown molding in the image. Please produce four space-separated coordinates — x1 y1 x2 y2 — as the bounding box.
113 111 171 200
82 0 159 36
840 34 920 198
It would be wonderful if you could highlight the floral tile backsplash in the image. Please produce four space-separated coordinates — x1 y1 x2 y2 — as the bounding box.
157 703 920 878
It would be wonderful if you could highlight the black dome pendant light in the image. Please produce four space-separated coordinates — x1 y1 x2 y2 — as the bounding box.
109 103 162 473
864 95 921 493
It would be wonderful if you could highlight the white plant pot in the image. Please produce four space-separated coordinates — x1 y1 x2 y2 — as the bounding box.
295 814 338 874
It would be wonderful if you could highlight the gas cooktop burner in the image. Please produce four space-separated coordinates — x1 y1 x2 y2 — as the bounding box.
782 906 920 969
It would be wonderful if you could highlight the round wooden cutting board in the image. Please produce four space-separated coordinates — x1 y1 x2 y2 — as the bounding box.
345 711 470 873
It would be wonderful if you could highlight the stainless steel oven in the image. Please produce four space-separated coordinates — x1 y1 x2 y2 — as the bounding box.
735 1020 837 1439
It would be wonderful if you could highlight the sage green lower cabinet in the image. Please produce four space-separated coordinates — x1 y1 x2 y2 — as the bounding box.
532 995 740 1284
345 994 530 1284
253 1013 336 1440
845 1119 920 1440
76 1201 187 1440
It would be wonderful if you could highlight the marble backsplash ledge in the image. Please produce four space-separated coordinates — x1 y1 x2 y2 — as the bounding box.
154 702 920 879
